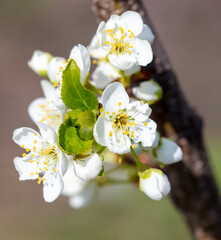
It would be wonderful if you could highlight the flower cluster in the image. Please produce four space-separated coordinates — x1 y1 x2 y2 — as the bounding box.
13 11 182 207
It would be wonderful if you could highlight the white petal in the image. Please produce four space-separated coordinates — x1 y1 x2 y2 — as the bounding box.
93 116 113 147
40 80 57 101
27 50 52 76
102 82 129 113
96 21 106 47
140 171 171 201
69 44 91 84
133 119 157 147
36 122 57 145
107 132 131 154
69 181 96 209
127 101 152 122
156 138 183 165
58 150 68 176
120 11 143 36
74 153 103 181
132 80 162 102
91 62 120 89
62 163 87 196
124 65 140 76
14 154 39 181
138 24 155 44
133 38 153 66
43 171 63 202
28 97 48 123
13 127 41 149
47 57 66 83
87 34 108 59
108 54 136 71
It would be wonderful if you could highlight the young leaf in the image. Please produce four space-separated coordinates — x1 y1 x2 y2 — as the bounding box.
58 123 93 155
75 110 96 140
61 59 98 111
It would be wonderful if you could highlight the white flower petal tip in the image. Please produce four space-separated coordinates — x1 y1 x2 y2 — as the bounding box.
96 11 153 71
139 169 171 201
132 80 163 103
12 124 68 203
93 82 157 155
47 57 67 83
156 138 183 165
138 24 155 44
74 153 103 181
69 44 91 84
28 50 53 77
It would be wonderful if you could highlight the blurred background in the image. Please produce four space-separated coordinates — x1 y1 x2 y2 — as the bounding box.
0 0 221 239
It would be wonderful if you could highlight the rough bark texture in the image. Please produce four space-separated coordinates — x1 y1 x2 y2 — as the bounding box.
92 0 221 239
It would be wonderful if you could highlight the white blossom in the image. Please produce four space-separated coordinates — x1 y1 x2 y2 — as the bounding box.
132 80 162 102
13 122 68 202
62 162 97 209
96 11 153 71
28 50 52 77
93 82 157 154
139 169 171 201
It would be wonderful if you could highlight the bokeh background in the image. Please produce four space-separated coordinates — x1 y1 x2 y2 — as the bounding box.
1 0 221 239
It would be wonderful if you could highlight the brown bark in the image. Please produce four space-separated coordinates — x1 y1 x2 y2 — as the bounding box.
92 0 221 239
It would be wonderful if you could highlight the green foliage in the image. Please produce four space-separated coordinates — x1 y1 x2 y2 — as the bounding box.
61 59 98 111
76 110 96 140
58 109 96 155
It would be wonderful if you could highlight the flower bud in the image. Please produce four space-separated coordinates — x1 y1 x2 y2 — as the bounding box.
28 50 53 77
132 80 162 103
73 153 103 181
156 138 183 165
139 169 171 201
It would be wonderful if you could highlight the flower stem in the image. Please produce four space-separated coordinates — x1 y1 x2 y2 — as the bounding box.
84 79 103 95
130 146 144 170
120 71 126 87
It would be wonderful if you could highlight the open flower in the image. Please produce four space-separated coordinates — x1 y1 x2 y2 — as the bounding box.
132 80 163 103
139 168 171 201
28 50 53 77
13 122 68 202
62 162 97 209
96 11 153 71
73 153 103 181
93 82 157 154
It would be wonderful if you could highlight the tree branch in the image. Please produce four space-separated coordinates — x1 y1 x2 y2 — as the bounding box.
92 0 221 239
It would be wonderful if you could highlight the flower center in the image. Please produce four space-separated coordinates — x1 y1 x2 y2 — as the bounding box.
104 27 135 55
22 140 59 184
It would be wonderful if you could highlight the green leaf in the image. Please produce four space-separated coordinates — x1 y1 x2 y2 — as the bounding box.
58 123 93 155
61 59 98 111
76 110 96 140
